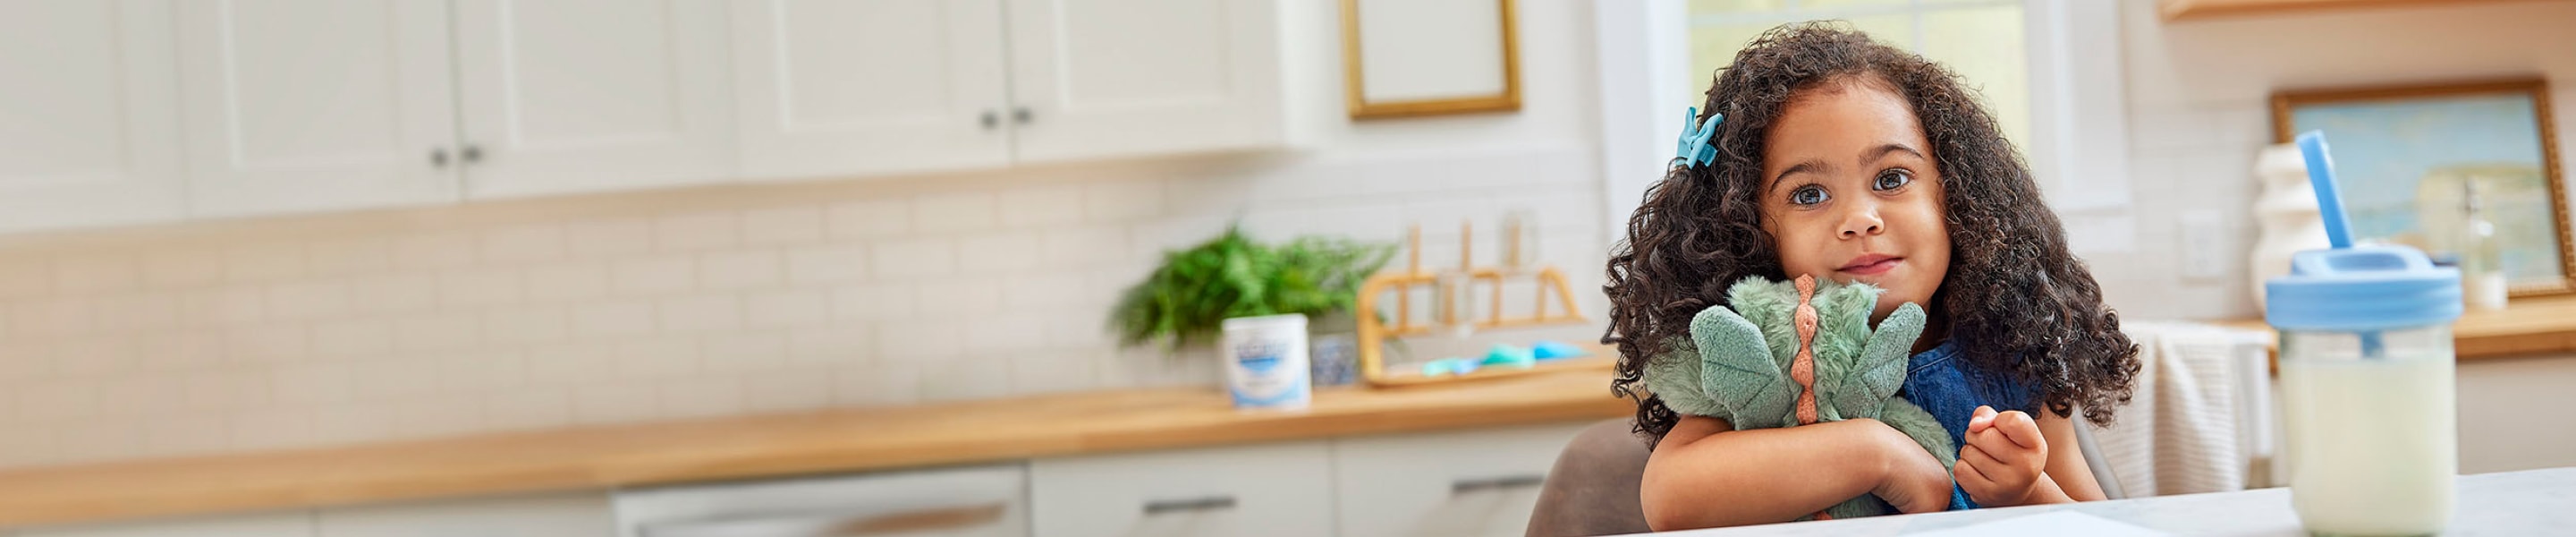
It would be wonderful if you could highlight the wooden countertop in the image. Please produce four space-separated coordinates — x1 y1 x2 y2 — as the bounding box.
2219 294 2576 360
0 361 1629 527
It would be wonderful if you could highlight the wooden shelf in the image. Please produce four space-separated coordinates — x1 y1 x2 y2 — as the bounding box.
0 362 1626 528
2219 294 2576 361
2160 0 2572 21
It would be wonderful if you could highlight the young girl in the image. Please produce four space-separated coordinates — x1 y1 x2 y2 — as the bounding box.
1603 23 2142 530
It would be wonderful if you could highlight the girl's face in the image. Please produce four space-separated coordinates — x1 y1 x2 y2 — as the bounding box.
1758 78 1952 321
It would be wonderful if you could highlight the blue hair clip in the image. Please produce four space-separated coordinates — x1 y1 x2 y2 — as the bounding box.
1676 107 1723 168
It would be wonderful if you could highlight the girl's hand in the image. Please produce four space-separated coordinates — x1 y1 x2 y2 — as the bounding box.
1864 418 1955 514
1957 405 2049 507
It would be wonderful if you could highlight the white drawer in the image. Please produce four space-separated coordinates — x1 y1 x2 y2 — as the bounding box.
1331 422 1593 537
614 464 1028 537
19 512 312 537
1029 441 1333 537
317 492 613 537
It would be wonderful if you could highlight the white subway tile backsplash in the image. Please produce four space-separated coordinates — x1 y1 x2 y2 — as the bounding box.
870 239 954 278
911 192 998 234
743 206 826 245
306 238 394 277
955 232 1042 273
612 257 697 295
525 261 612 302
266 280 352 321
392 312 480 353
700 251 784 289
566 218 656 259
483 305 569 345
743 290 829 328
0 142 1609 471
998 184 1085 227
54 256 139 294
656 211 742 252
349 273 437 315
392 233 478 271
480 224 567 265
225 243 309 283
572 299 657 337
784 244 869 285
1083 180 1165 222
827 200 911 238
658 294 742 333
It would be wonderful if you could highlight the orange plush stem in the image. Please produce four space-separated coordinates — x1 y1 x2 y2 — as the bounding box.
1791 275 1821 426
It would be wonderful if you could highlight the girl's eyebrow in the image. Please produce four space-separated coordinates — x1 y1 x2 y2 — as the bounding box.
1862 143 1923 164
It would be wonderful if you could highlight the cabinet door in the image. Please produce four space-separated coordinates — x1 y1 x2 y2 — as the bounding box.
452 0 734 199
614 465 1027 537
176 0 460 217
732 0 1012 182
1030 441 1333 537
19 511 312 537
1332 422 1593 537
315 493 612 537
0 0 185 232
1003 0 1289 164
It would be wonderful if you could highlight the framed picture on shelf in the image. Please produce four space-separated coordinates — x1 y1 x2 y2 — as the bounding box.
2272 77 2573 295
1340 0 1521 119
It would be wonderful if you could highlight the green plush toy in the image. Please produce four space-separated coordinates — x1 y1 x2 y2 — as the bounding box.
1643 275 1954 520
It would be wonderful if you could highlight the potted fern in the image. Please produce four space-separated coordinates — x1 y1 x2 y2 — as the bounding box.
1110 226 1395 350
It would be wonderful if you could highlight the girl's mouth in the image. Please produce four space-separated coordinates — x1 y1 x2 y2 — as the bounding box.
1838 254 1902 276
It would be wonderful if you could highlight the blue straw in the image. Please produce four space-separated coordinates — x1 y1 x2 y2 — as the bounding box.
2295 131 2383 357
2296 132 2354 249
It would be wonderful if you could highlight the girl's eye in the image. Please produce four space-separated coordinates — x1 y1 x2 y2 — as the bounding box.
1789 184 1829 206
1873 169 1913 191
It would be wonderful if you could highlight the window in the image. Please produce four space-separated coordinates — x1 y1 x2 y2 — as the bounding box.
1682 0 2032 155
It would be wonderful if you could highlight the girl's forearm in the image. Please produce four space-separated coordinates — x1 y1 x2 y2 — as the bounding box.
1640 418 1921 530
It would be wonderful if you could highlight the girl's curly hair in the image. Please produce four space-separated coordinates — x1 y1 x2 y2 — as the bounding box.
1603 22 2140 443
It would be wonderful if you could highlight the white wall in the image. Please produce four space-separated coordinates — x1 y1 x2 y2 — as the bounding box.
0 0 1609 469
2093 0 2576 320
2106 0 2576 473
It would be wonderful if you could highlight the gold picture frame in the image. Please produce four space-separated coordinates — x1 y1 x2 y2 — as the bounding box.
2270 77 2574 296
1340 0 1521 119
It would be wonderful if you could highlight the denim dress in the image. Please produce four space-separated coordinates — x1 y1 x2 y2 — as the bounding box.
1896 339 2040 511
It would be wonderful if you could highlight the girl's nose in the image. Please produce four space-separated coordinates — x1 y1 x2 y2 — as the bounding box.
1838 202 1885 239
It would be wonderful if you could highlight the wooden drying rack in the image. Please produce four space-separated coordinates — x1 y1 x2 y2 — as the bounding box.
1354 222 1593 387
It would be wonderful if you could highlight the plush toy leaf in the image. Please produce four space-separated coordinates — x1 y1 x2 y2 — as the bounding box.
1833 303 1926 420
1690 304 1800 430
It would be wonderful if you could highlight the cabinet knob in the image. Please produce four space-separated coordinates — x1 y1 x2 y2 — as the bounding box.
429 148 450 168
980 110 1000 130
1012 107 1033 125
460 145 484 164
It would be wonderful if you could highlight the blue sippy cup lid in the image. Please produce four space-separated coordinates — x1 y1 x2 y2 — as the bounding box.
2264 245 2462 331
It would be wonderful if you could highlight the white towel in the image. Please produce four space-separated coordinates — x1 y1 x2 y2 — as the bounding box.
2086 321 2272 497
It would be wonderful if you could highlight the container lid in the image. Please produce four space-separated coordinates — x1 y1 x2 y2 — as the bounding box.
1221 313 1309 330
2264 245 2462 331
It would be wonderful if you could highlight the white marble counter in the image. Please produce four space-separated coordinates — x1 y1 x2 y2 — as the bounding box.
1642 467 2576 536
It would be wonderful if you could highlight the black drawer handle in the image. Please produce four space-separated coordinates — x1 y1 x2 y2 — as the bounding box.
1451 474 1546 495
1142 495 1238 516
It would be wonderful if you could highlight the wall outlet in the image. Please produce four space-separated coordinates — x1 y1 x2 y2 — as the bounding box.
2178 209 2226 280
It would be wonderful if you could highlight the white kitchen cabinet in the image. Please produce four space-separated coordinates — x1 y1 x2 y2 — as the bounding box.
614 465 1028 537
450 0 735 199
1331 422 1592 537
19 511 312 537
1030 440 1334 537
0 0 187 232
731 0 1013 182
176 0 460 217
315 492 613 537
1003 0 1297 164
